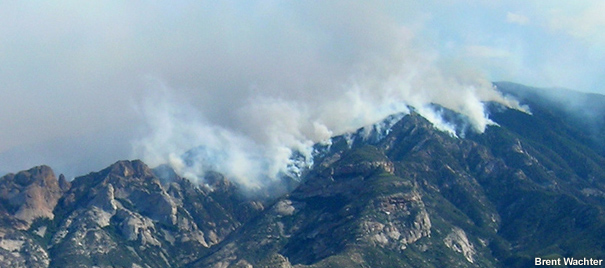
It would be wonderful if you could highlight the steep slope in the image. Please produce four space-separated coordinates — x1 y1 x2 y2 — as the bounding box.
191 85 605 267
0 83 604 268
47 160 266 268
190 115 496 267
192 131 491 267
495 81 605 156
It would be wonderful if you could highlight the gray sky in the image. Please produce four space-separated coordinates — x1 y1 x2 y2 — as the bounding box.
1 1 603 180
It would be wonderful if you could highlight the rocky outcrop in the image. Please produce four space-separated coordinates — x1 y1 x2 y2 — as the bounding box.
0 166 68 228
0 228 50 268
47 160 264 268
194 144 432 268
333 160 394 177
0 166 69 268
362 191 431 250
444 227 476 263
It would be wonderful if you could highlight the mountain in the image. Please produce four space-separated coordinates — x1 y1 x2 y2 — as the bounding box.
1 83 604 267
0 160 267 268
494 81 605 156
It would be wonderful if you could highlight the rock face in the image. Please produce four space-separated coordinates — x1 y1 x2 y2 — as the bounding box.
0 83 605 267
0 166 66 228
444 227 476 263
0 160 265 268
48 160 264 268
0 166 68 267
192 84 605 267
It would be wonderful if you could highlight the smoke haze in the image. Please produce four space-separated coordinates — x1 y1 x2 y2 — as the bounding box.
0 1 602 182
131 34 525 187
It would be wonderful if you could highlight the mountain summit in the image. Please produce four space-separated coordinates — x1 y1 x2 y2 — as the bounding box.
1 83 604 267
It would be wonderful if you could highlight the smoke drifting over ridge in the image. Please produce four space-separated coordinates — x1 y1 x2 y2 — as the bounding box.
126 2 529 188
134 69 523 188
1 1 549 182
131 4 526 188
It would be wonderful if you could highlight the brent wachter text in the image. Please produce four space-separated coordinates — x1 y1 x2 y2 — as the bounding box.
535 257 603 266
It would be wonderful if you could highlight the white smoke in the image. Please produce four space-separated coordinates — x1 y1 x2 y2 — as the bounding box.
130 2 528 189
133 72 524 189
1 1 601 180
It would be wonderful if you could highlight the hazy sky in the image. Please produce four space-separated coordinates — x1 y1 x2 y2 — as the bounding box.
1 1 603 179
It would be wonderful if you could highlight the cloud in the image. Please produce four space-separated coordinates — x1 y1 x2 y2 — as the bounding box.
546 2 605 42
506 12 530 25
466 45 513 59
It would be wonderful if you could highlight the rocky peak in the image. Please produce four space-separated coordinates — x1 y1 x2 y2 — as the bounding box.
10 165 55 188
42 158 268 267
57 174 70 191
104 159 153 179
0 165 66 228
152 164 180 184
203 171 234 191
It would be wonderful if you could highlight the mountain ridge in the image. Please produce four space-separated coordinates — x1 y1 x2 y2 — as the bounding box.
1 83 604 267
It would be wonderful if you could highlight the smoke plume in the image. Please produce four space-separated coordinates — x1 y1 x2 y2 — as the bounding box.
132 54 525 189
129 2 529 189
2 1 603 179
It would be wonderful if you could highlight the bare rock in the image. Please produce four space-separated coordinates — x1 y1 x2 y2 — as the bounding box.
444 227 476 263
0 166 64 228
